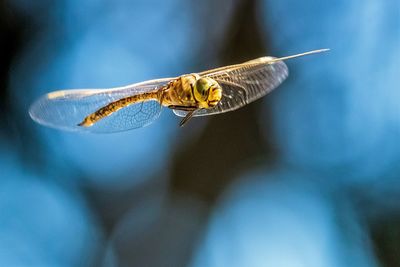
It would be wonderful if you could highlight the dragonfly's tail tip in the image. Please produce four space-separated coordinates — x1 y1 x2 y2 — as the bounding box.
77 120 93 127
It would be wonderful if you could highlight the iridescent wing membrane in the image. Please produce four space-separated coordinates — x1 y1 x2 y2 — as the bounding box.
29 78 172 133
173 57 288 117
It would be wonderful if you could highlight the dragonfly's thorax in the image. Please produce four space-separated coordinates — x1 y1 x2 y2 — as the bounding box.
161 74 198 106
161 74 222 109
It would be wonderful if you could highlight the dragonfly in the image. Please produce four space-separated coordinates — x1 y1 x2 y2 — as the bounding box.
29 49 329 133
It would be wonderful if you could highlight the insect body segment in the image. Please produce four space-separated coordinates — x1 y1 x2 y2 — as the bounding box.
78 91 159 127
159 74 199 107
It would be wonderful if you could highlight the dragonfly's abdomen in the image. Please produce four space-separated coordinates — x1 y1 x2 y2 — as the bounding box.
78 91 159 127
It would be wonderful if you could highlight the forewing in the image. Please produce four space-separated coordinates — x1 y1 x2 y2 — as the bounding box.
29 78 173 132
181 57 288 117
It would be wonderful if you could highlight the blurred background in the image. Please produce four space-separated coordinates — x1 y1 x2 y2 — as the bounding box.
0 0 399 266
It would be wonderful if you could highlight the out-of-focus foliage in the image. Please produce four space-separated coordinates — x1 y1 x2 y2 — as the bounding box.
0 0 399 266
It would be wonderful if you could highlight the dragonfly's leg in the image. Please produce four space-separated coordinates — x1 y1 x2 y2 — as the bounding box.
168 105 197 111
179 109 197 127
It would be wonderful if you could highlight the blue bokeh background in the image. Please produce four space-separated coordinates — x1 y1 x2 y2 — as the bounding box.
0 0 399 266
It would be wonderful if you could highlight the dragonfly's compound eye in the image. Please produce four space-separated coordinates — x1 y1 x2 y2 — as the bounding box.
194 78 222 108
194 78 211 102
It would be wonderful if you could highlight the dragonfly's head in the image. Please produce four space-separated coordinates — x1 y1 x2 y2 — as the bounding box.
194 77 222 108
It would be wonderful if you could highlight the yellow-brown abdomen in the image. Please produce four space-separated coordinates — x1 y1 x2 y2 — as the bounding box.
78 91 159 127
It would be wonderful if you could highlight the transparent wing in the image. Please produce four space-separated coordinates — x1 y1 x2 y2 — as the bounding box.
173 57 288 117
29 78 173 133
